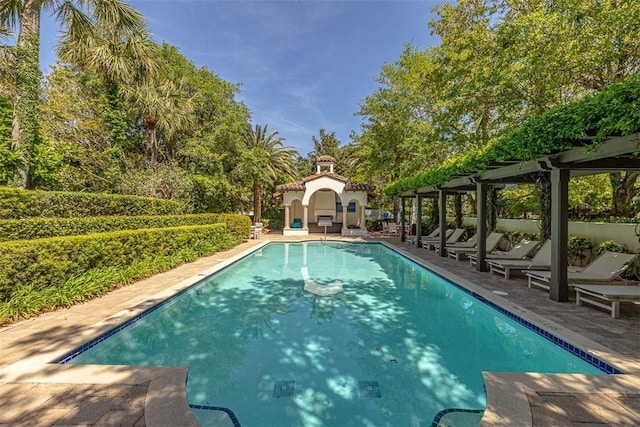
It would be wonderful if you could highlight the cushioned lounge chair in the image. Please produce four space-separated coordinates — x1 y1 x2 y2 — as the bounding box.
573 284 640 318
423 228 465 251
432 233 478 252
447 232 503 261
468 239 539 267
525 251 638 291
408 226 440 245
290 218 303 228
487 240 551 279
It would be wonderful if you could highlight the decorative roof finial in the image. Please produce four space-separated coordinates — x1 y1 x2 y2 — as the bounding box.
316 155 336 174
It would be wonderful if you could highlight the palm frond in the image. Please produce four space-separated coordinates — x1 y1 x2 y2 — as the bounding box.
0 0 22 29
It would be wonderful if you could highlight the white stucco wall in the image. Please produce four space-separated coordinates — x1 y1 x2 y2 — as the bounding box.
461 217 640 251
302 178 346 205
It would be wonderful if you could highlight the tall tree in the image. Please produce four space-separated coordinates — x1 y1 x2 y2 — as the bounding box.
0 0 144 188
123 77 195 164
58 13 157 182
237 124 298 224
302 128 358 177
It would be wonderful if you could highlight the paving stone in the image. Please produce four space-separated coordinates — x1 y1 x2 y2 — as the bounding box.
53 395 118 425
618 393 640 413
94 409 146 426
530 404 573 427
10 407 73 427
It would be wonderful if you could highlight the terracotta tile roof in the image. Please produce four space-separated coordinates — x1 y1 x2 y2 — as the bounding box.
275 181 305 191
275 173 374 192
317 155 336 162
345 182 375 191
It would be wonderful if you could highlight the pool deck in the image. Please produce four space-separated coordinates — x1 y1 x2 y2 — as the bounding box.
0 232 638 426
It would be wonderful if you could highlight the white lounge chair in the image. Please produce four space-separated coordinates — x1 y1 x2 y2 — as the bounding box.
486 240 552 279
525 251 638 291
573 284 640 318
416 226 442 243
447 232 503 261
468 239 539 267
432 233 478 252
250 222 263 239
387 222 399 237
420 227 452 244
423 228 464 250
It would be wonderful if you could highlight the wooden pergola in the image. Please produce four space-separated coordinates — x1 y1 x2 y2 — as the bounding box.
397 132 640 303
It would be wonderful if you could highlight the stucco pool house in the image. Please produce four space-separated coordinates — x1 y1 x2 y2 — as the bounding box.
275 156 374 237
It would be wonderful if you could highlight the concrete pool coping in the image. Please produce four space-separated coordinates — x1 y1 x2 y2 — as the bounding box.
1 234 638 426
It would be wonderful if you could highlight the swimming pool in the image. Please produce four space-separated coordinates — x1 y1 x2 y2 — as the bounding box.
60 241 612 426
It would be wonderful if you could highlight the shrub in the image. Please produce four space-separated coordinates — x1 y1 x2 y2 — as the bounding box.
0 187 184 219
567 236 595 266
0 213 251 241
215 213 252 239
596 240 627 254
0 224 239 303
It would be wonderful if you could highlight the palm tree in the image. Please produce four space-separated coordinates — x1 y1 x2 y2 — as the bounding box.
123 77 196 164
239 124 298 224
0 0 144 188
58 19 158 174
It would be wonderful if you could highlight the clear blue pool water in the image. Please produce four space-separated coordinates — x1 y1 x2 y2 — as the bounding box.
64 241 606 426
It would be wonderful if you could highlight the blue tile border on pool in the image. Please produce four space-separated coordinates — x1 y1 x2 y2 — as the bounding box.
381 242 624 375
55 241 623 375
429 407 484 427
53 244 264 365
189 405 241 427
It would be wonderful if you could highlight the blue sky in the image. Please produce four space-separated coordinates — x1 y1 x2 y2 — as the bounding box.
39 0 442 156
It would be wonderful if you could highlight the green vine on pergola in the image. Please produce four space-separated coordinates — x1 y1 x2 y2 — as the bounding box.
385 74 640 198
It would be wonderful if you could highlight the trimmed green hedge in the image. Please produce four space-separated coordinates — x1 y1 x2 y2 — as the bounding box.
0 187 183 219
385 74 640 197
0 224 239 303
0 213 251 241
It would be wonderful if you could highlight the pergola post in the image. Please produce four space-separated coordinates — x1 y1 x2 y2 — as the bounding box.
476 182 488 271
400 196 406 242
550 168 570 302
438 190 447 257
416 194 423 248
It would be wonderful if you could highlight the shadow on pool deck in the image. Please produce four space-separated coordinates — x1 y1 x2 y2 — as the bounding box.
0 232 638 426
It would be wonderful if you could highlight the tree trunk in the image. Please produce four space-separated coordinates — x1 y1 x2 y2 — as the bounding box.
487 188 499 231
454 194 463 228
13 0 42 189
610 171 639 217
149 122 158 164
535 173 552 242
253 181 262 224
429 197 439 231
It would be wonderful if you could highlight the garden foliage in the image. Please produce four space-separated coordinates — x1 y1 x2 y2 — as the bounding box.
0 224 238 304
0 188 252 324
0 212 250 241
385 74 640 198
0 186 183 218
